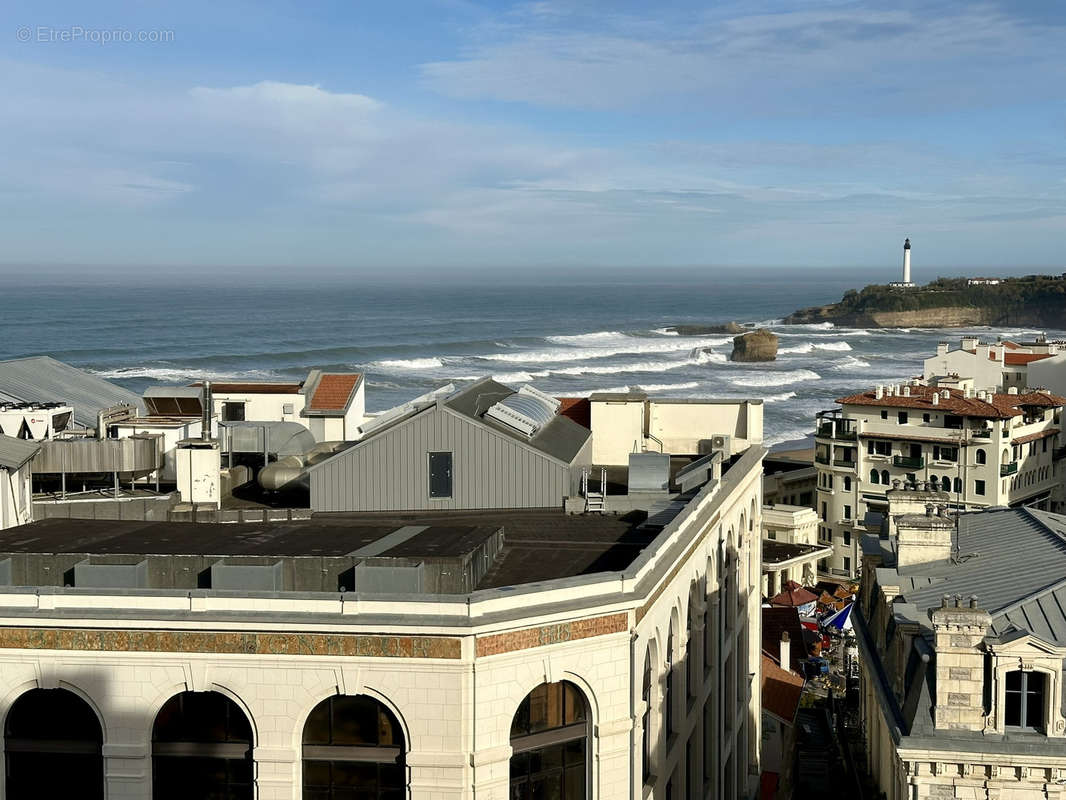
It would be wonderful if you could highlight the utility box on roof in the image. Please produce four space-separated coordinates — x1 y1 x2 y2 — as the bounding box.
176 439 221 506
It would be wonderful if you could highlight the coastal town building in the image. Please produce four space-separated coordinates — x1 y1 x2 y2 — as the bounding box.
0 436 765 799
762 453 816 509
923 336 1060 393
760 503 829 597
856 502 1066 800
814 381 1066 577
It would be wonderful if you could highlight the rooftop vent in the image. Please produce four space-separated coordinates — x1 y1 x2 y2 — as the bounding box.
484 385 560 437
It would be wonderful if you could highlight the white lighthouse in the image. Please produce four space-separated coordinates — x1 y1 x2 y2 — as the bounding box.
902 237 912 284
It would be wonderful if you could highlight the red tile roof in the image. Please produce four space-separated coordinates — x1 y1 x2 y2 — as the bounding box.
837 385 1066 419
761 606 806 673
556 397 591 429
962 349 1052 365
761 653 804 723
1012 428 1059 446
310 374 361 411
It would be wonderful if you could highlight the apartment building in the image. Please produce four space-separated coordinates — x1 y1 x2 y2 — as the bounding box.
814 381 1065 577
0 437 765 800
923 336 1060 393
856 502 1066 800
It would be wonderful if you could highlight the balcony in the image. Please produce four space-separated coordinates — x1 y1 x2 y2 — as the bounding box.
1001 462 1019 477
893 455 925 469
1054 447 1066 461
971 428 992 439
815 454 830 465
816 420 857 441
833 459 856 468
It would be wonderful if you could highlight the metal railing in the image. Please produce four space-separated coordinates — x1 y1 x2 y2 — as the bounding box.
893 455 925 469
1000 462 1019 476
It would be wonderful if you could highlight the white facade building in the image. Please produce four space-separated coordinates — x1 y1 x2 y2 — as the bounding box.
924 337 1058 393
0 443 766 799
814 382 1066 577
0 436 37 530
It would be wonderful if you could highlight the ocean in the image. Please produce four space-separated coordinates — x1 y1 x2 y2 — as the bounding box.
3 268 1062 447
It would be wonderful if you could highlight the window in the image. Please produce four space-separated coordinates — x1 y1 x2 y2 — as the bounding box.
843 504 852 520
881 410 888 420
303 695 405 800
869 440 890 456
898 412 909 424
881 469 890 485
870 469 879 484
152 691 253 800
820 502 827 521
221 402 245 422
665 627 676 736
976 449 986 465
428 451 453 498
843 556 851 572
975 479 986 496
954 477 962 493
4 689 104 800
843 530 851 546
510 682 588 800
1004 670 1046 731
923 413 931 422
642 651 653 785
933 446 957 462
843 476 851 491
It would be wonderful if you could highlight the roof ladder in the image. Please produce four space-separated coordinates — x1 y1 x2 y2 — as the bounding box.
583 466 607 513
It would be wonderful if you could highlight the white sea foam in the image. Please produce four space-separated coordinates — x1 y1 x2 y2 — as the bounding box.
91 366 280 382
546 330 626 344
831 356 872 371
778 340 853 354
764 391 798 403
375 357 444 370
778 343 813 355
814 341 852 351
492 371 536 383
765 427 817 447
478 336 733 364
632 381 701 392
651 327 679 336
729 369 820 388
696 350 727 364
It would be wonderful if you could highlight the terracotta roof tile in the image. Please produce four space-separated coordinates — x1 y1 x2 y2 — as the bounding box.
836 385 1066 419
962 349 1053 365
761 653 804 723
1012 428 1059 446
310 374 361 411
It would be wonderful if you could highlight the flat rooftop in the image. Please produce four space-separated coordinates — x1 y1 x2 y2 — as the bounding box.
0 509 656 593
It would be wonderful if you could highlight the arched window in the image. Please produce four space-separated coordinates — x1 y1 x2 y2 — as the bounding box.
510 681 588 800
929 475 940 491
870 469 879 484
976 449 986 465
152 691 253 800
302 695 405 799
953 477 962 493
665 624 676 735
4 688 103 800
881 470 890 486
642 647 654 786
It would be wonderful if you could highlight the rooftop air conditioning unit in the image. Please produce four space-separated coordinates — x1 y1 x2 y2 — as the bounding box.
711 434 731 454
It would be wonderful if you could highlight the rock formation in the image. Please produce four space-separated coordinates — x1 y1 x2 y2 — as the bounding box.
668 321 747 336
731 328 778 362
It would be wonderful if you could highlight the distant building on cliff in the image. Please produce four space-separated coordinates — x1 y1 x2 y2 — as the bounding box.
924 336 1060 393
888 238 916 288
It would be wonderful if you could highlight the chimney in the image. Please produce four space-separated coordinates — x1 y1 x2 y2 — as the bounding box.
931 598 991 732
937 341 950 356
941 389 950 399
201 380 213 440
895 509 954 567
932 393 939 406
1008 386 1018 395
875 385 884 400
964 386 974 399
903 386 911 397
961 336 978 351
780 631 791 671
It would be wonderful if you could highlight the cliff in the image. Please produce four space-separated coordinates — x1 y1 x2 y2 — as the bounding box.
785 275 1066 329
731 328 778 362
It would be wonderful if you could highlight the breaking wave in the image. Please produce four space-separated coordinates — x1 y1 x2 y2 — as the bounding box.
729 369 821 388
478 336 733 364
91 366 281 382
764 391 798 403
831 356 872 371
632 381 701 392
545 330 626 344
375 357 444 370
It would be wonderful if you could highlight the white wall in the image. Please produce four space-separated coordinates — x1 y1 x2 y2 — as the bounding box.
0 462 32 529
1028 352 1066 396
211 392 306 432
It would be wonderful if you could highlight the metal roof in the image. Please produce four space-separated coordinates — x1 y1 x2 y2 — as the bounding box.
0 356 144 429
0 435 40 470
891 507 1066 645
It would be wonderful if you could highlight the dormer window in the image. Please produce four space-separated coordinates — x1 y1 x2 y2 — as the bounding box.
1004 670 1045 731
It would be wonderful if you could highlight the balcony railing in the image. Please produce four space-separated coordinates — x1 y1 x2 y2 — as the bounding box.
1001 462 1019 476
972 429 992 439
833 459 856 468
816 422 857 440
815 454 830 465
1054 447 1066 461
893 455 925 469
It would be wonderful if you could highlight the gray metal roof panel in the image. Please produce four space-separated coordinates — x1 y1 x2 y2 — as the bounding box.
0 356 144 428
0 435 40 470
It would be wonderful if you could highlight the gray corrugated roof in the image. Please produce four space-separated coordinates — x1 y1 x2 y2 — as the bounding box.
0 435 40 470
893 508 1066 644
0 357 144 429
445 378 591 464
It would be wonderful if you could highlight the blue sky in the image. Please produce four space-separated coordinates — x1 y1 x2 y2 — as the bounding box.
2 0 1064 273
